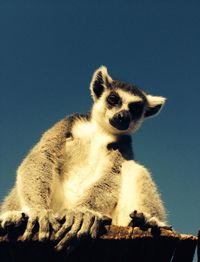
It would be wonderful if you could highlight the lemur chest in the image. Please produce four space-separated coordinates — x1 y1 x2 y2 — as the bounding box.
61 120 116 205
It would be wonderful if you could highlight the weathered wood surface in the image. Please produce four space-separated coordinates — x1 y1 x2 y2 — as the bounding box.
0 225 197 262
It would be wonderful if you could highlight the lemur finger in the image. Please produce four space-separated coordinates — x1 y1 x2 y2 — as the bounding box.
56 209 67 223
146 217 167 228
90 215 111 239
66 212 83 237
38 216 50 241
90 216 100 239
1 211 27 228
161 225 173 231
55 213 83 251
21 218 37 241
49 216 61 232
0 217 4 231
77 212 95 239
54 212 74 241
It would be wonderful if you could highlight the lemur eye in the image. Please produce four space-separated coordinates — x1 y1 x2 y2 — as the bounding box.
107 92 121 106
129 101 144 118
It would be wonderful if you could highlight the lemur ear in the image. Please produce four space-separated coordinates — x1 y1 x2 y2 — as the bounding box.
90 66 113 101
145 95 166 118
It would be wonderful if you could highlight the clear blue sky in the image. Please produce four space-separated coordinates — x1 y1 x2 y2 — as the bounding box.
0 1 200 237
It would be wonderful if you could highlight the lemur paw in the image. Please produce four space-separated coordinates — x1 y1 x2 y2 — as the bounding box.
21 209 60 241
129 210 172 231
54 208 111 252
0 211 27 229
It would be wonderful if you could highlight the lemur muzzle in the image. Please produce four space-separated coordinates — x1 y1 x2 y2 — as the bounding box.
110 110 131 130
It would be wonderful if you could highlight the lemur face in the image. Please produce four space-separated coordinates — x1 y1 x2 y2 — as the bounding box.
90 66 166 135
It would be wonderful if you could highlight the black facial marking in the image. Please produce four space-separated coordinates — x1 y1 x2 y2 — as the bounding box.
111 80 147 102
93 71 104 98
107 135 134 160
106 91 122 108
129 101 145 119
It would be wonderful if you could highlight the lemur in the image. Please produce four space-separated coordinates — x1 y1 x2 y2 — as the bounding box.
0 66 169 251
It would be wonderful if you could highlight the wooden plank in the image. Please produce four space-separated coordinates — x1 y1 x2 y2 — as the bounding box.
0 224 197 262
171 234 197 262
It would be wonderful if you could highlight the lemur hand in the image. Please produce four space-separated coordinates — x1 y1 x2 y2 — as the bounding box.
129 210 172 231
54 208 111 252
21 209 60 241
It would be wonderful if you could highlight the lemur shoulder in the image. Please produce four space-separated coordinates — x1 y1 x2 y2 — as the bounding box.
0 66 169 251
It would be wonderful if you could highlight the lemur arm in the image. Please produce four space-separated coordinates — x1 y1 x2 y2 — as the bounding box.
112 160 167 228
17 117 71 210
0 116 75 241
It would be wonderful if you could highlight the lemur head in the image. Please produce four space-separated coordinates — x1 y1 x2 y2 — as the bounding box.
90 66 166 135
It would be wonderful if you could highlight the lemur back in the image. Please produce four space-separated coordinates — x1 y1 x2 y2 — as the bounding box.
0 66 169 252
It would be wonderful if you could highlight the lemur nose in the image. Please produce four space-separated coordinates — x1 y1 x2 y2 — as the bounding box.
117 110 130 121
117 112 124 120
110 110 131 130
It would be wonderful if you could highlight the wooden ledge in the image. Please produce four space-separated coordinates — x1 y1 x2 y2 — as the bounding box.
0 225 197 262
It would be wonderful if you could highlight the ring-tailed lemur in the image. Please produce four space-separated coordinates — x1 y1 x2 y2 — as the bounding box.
0 66 169 251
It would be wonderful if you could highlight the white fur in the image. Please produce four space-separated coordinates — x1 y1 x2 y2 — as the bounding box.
116 89 143 109
146 95 166 107
112 160 166 226
61 119 116 207
112 161 143 226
